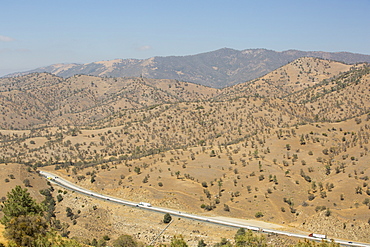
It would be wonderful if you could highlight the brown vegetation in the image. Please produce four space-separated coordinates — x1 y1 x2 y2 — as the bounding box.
1 58 370 245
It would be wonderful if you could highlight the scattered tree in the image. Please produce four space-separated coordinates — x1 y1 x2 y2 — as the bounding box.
163 213 172 223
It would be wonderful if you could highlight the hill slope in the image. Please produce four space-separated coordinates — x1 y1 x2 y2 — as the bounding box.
1 58 369 130
217 57 354 99
0 73 218 129
6 48 370 88
1 58 370 245
285 64 370 122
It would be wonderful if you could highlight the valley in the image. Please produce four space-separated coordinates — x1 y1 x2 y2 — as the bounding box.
1 57 370 246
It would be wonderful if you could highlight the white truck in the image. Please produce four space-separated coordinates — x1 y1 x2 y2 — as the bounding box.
138 202 152 207
309 233 326 239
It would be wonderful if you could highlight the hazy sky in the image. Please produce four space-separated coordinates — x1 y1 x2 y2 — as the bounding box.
1 0 369 76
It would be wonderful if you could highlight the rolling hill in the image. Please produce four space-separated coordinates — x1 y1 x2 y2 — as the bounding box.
5 48 370 88
217 57 354 99
1 57 369 130
1 57 370 245
0 73 219 129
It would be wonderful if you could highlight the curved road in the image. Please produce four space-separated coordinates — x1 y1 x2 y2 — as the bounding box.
39 170 370 247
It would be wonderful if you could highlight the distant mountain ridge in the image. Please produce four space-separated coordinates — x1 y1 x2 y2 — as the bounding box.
1 57 369 130
5 48 370 88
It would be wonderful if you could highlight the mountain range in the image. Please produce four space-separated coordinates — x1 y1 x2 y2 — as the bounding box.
1 56 369 130
2 53 370 245
5 48 370 88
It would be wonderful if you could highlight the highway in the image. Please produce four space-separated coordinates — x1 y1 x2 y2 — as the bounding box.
39 170 370 247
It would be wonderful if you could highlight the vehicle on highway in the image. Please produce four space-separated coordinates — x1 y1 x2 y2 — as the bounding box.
247 226 260 231
309 233 327 239
39 171 370 247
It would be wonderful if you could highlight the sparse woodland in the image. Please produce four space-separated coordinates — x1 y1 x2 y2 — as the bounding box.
1 58 370 246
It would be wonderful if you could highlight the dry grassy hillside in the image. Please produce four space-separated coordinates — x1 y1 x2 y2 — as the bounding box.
38 113 370 243
0 163 49 202
1 109 370 242
285 64 370 122
0 73 218 129
0 97 313 165
218 57 353 99
1 58 370 245
0 58 365 130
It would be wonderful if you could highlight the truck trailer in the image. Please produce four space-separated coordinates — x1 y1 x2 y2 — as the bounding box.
309 233 326 239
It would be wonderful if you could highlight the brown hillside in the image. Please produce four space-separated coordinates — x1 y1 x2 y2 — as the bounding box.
38 113 370 243
0 97 311 165
0 74 218 129
218 57 353 99
1 58 370 245
285 64 370 122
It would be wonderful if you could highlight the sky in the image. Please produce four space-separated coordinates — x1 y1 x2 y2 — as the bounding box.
1 0 369 76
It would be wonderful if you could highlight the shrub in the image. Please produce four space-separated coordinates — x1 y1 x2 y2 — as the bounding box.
57 194 63 202
112 235 138 247
198 239 207 247
363 198 370 206
23 179 31 187
255 212 264 218
163 213 172 223
308 194 315 201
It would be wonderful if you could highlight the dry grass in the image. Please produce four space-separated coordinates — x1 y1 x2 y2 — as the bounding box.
218 57 354 99
36 113 370 243
0 74 218 129
0 58 370 245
